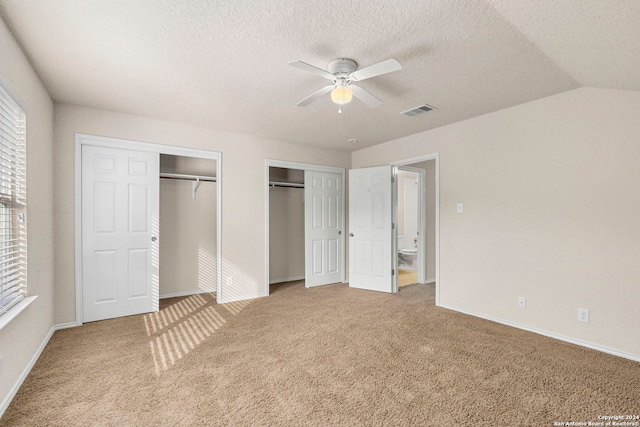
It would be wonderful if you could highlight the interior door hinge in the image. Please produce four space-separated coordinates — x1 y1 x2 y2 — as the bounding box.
392 269 395 276
392 223 395 229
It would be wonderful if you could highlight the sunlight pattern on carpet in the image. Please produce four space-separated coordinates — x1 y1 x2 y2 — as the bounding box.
145 294 253 376
221 299 252 315
144 294 210 335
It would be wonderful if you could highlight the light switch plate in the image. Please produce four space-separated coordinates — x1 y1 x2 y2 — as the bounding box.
457 203 464 213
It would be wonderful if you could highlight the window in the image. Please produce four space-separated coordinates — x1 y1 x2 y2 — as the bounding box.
0 82 27 317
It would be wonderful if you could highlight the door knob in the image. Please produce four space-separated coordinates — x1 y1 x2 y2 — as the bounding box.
151 236 158 242
349 233 354 237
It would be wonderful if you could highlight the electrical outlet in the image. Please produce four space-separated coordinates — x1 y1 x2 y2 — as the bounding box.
578 308 589 323
226 277 233 288
517 296 526 308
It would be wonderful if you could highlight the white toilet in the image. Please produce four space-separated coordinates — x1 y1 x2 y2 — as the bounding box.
398 248 418 270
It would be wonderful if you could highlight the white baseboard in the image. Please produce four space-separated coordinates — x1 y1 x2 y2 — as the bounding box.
269 276 304 285
161 289 261 308
218 293 265 305
160 289 215 299
438 303 640 363
0 325 55 418
55 322 79 330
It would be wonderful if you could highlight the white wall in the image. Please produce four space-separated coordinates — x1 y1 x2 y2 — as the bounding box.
353 87 640 359
424 161 436 282
408 160 437 282
53 104 351 322
0 16 55 413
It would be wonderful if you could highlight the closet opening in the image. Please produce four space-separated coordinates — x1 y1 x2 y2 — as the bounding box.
268 166 305 292
75 134 222 324
265 160 346 296
159 154 218 299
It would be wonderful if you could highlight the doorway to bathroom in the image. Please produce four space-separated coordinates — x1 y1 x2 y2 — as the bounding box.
395 166 425 287
392 154 438 294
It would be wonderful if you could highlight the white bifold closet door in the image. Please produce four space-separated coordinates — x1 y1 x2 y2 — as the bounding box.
304 170 343 287
82 145 159 322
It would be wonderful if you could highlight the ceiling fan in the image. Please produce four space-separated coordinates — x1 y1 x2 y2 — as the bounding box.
288 58 402 111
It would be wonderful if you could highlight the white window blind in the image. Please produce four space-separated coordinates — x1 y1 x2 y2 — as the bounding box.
0 83 27 317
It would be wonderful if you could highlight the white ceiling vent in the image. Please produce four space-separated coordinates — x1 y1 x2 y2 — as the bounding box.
400 104 437 117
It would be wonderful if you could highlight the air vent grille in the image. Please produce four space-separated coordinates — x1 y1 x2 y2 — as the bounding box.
400 104 437 117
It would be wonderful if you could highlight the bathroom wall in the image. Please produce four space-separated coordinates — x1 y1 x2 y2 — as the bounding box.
397 170 419 252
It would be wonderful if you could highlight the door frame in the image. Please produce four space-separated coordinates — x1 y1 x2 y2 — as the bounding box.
264 159 346 295
74 133 222 325
391 153 440 304
394 166 427 286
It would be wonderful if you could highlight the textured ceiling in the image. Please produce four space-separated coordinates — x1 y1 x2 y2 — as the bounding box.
0 0 637 152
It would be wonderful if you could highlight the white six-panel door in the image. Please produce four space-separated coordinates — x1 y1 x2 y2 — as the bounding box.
305 170 343 287
82 145 159 322
349 166 395 293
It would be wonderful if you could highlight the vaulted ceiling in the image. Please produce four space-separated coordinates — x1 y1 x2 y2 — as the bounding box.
1 0 638 151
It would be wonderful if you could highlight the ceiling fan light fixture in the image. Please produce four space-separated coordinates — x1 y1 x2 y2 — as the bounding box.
331 86 353 105
289 57 401 108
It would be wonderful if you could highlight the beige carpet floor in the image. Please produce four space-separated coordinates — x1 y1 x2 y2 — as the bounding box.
1 281 638 426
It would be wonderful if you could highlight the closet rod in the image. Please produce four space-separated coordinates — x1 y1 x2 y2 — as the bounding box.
269 181 304 189
159 172 217 182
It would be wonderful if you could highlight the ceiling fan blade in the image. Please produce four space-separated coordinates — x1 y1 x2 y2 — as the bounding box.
350 85 383 108
350 59 402 81
288 60 336 80
296 85 334 106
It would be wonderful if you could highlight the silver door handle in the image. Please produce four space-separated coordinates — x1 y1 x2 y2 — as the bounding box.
349 233 354 237
151 236 158 242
